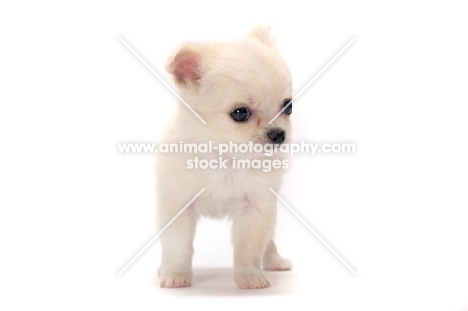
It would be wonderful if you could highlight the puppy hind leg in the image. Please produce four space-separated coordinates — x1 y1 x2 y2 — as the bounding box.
263 239 292 271
158 203 197 288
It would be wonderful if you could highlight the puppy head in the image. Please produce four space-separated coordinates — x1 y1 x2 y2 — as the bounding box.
166 26 292 145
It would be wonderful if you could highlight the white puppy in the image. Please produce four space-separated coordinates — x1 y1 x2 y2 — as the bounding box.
157 26 292 289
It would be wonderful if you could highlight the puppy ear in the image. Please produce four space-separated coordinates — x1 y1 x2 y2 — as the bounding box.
249 25 274 46
166 44 202 88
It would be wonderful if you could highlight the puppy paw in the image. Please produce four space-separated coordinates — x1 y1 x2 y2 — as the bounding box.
235 274 271 289
160 273 192 288
263 255 293 271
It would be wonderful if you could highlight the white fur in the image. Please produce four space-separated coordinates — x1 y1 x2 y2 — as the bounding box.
157 26 292 289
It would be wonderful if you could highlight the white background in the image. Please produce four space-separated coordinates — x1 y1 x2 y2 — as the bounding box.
1 0 467 310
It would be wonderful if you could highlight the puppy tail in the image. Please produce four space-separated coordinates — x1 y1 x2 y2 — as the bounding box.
249 25 274 46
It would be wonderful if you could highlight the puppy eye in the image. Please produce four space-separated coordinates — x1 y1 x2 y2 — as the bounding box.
283 98 292 114
231 107 251 122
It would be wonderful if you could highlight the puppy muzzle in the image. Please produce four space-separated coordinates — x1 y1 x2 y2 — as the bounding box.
267 128 286 144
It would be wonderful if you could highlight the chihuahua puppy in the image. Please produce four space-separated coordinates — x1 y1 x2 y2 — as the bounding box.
157 26 292 289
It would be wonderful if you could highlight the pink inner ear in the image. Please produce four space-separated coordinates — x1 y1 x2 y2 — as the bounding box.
173 51 201 85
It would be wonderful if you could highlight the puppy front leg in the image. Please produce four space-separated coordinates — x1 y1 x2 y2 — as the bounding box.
232 201 276 289
159 201 197 288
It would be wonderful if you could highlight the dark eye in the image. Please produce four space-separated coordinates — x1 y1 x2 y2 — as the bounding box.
231 107 251 122
283 98 292 114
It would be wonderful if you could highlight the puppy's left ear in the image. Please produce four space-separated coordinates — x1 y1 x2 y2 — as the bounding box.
249 25 274 47
166 43 203 90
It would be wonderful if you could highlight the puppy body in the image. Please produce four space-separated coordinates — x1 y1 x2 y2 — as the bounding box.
157 26 292 289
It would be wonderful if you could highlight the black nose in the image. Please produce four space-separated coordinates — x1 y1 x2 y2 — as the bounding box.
267 128 286 144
